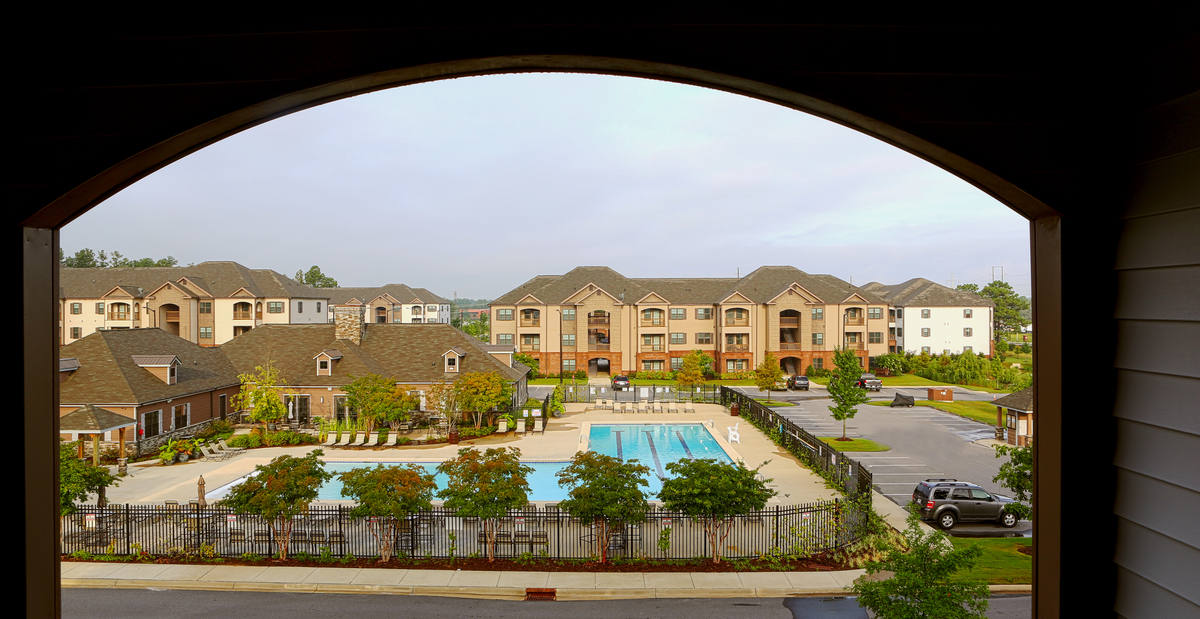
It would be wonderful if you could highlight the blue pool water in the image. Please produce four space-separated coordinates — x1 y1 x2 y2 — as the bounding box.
210 423 730 502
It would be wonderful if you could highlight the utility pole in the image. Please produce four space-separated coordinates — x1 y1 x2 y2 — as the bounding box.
948 273 957 287
991 266 1006 282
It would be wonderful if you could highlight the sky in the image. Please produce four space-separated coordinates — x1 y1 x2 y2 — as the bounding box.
62 73 1031 299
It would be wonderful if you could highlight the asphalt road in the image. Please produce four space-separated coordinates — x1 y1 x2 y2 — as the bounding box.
63 588 1031 619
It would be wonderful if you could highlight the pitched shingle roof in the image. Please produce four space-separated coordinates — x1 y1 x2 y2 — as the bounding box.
59 328 240 406
60 404 138 433
324 284 449 306
993 387 1033 412
858 278 994 307
60 261 328 300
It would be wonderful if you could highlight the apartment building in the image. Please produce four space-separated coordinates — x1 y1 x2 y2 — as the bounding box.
489 266 892 376
219 306 528 423
858 279 994 356
324 284 452 325
60 261 330 346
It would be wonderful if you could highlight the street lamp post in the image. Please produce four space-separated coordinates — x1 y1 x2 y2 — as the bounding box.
557 309 564 385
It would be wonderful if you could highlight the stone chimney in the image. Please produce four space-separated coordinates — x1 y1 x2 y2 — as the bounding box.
333 303 365 345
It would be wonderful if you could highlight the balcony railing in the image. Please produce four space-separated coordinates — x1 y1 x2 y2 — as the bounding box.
640 320 664 327
520 319 540 327
844 317 865 326
520 344 540 352
588 316 610 325
589 344 610 351
726 344 749 353
641 344 665 352
233 311 253 320
107 312 130 321
842 342 865 350
779 317 800 328
779 343 802 350
164 311 180 321
725 318 749 327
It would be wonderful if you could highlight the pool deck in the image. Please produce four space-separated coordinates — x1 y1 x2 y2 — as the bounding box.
104 403 839 506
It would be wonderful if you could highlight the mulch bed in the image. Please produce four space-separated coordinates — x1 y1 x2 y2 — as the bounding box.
1017 545 1033 557
62 553 851 573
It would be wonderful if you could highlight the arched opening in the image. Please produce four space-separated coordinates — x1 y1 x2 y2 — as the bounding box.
779 355 802 377
588 357 611 377
232 302 252 320
375 306 387 323
158 303 180 337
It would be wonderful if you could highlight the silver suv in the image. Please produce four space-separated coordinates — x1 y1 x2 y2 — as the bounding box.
911 478 1019 529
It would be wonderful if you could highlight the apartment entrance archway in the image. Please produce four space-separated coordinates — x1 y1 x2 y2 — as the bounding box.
588 357 611 378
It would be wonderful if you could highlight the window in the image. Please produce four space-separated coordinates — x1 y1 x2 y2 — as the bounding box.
670 308 686 320
695 333 712 345
497 309 513 321
199 327 212 339
643 334 664 351
813 357 824 369
412 305 423 315
964 327 973 337
70 302 81 314
670 357 684 371
896 309 903 319
319 359 329 371
446 356 456 370
143 410 161 438
643 360 664 371
922 328 931 337
725 308 747 322
696 308 712 320
922 346 931 354
563 359 576 372
96 302 104 314
726 359 748 371
199 301 212 314
427 305 437 312
522 334 540 350
268 302 284 313
670 332 686 345
497 334 513 346
298 301 303 313
70 327 81 339
562 308 575 321
812 307 825 320
562 334 576 347
897 328 903 337
726 333 747 345
812 333 824 346
168 364 177 384
921 309 931 319
427 318 438 323
411 318 422 323
172 403 189 431
317 302 322 313
219 394 227 420
642 309 664 325
964 346 973 353
964 309 973 318
868 308 882 320
869 332 882 344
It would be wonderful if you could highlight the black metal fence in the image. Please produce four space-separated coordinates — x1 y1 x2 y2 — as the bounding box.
560 383 721 405
62 499 867 560
720 387 873 496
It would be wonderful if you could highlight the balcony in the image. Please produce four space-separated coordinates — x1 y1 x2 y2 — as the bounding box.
107 312 130 321
640 319 664 327
641 344 665 352
845 317 865 326
234 311 253 320
588 316 610 325
164 311 180 322
520 344 540 352
589 343 610 351
842 342 865 350
779 317 799 328
520 319 540 327
725 318 749 327
725 344 749 353
779 342 801 350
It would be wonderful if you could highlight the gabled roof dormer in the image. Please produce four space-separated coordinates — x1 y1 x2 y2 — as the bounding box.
132 355 180 385
443 347 467 373
636 291 670 305
719 291 753 305
313 349 343 376
766 282 824 305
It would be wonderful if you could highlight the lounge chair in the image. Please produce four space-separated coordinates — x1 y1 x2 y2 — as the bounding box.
619 402 628 414
200 444 231 461
684 399 696 413
322 432 337 446
335 432 354 447
653 401 664 413
217 439 246 454
727 422 740 444
384 432 399 447
667 399 679 413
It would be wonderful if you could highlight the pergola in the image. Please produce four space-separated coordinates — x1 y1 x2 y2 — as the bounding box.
58 405 135 466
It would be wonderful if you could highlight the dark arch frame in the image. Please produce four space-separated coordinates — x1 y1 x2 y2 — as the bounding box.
21 53 1079 618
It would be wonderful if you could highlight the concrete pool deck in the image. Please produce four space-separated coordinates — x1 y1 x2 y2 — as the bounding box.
104 403 840 506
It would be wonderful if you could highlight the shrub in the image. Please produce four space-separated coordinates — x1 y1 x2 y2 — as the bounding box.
457 425 498 439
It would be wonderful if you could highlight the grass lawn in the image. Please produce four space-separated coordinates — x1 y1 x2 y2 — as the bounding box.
530 377 759 386
754 398 795 406
808 374 1011 394
948 537 1032 584
869 399 999 426
818 437 890 452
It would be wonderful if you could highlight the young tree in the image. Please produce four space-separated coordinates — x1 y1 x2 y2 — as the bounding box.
453 372 514 429
849 508 990 618
342 373 407 435
513 352 539 377
827 347 871 440
556 452 651 563
294 265 338 287
219 450 332 559
978 280 1030 335
657 458 776 563
436 447 533 562
59 441 119 516
754 352 784 402
955 283 980 293
233 363 288 433
339 464 437 562
675 350 708 388
993 444 1033 521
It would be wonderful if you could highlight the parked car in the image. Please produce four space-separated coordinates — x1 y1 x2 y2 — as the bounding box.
911 478 1019 529
856 373 883 391
611 375 630 390
787 375 810 390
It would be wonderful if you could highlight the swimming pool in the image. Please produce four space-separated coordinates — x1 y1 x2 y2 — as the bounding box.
209 423 733 502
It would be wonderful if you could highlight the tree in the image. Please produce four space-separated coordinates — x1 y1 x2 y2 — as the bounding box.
849 508 990 618
59 248 178 268
219 450 332 559
556 452 651 563
339 464 437 561
460 312 490 343
424 379 458 428
59 441 119 516
978 280 1030 335
754 352 784 401
827 347 871 440
993 444 1032 521
453 372 514 429
675 350 708 388
294 265 339 288
513 352 539 377
657 458 776 563
955 283 980 293
436 447 533 562
342 374 412 435
233 363 288 432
